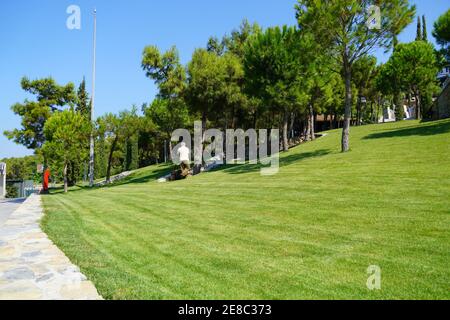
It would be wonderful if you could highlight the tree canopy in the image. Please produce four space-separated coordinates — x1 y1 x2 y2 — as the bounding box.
42 110 91 192
433 9 450 58
296 0 416 152
4 77 77 151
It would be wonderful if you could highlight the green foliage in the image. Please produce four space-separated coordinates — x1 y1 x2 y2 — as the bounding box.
0 155 41 181
223 19 262 58
5 184 18 199
186 49 245 126
378 41 439 120
76 77 91 119
416 16 422 41
244 26 309 112
94 136 108 179
141 45 186 99
244 25 312 149
144 98 189 138
124 134 139 171
433 9 450 58
352 55 378 123
206 36 225 56
42 110 91 192
296 0 416 151
142 45 188 146
42 119 450 299
422 15 428 42
97 107 142 182
383 41 439 119
4 77 77 151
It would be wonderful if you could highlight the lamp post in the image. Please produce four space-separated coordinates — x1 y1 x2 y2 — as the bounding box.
89 8 97 187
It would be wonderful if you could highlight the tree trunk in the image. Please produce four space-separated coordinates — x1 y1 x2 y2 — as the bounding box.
342 59 352 152
63 162 68 193
394 92 404 121
282 111 289 151
309 104 315 141
370 102 374 123
305 116 311 141
415 92 421 120
106 136 118 183
231 105 236 129
289 112 295 140
168 139 173 162
355 98 360 126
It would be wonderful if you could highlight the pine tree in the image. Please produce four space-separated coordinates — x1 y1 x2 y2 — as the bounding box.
416 16 422 41
422 15 428 41
131 134 139 171
123 134 139 171
76 77 91 118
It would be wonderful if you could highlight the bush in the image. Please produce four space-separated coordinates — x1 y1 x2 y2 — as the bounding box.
6 184 18 199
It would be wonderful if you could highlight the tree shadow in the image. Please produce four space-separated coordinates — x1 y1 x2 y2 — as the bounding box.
111 166 173 185
44 148 333 193
45 166 174 195
363 120 450 140
213 149 332 175
0 198 25 204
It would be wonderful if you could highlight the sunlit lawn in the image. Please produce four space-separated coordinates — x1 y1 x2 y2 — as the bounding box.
41 119 450 299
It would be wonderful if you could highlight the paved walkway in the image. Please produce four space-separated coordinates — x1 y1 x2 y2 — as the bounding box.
0 195 101 300
0 198 25 227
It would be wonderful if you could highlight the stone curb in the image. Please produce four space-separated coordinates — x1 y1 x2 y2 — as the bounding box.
0 194 102 300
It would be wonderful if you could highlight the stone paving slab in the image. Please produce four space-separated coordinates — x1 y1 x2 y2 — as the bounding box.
0 194 102 300
0 199 25 227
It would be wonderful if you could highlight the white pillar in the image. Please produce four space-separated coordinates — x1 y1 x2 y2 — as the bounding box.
0 162 6 198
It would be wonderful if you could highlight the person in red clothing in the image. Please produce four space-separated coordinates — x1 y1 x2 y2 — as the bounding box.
42 168 50 194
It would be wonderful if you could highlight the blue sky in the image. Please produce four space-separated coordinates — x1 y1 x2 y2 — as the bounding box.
0 0 448 158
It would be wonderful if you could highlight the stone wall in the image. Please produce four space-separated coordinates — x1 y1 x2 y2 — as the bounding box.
435 79 450 120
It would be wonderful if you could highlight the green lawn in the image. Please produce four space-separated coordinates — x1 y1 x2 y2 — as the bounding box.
41 119 450 299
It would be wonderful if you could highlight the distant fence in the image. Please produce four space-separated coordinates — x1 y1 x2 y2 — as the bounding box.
6 180 40 198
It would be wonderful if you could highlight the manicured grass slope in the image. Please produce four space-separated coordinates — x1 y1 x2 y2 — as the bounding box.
41 120 450 299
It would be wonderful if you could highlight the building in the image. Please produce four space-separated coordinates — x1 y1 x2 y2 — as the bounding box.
434 78 450 120
380 65 450 122
437 65 450 86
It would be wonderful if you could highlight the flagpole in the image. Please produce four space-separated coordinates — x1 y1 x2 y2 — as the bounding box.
89 8 97 187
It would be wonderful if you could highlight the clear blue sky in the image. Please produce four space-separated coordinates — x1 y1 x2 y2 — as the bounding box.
0 0 448 158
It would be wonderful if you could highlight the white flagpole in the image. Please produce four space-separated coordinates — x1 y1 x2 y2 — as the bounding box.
89 8 97 187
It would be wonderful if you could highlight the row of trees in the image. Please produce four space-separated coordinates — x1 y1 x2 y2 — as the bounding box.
4 2 449 192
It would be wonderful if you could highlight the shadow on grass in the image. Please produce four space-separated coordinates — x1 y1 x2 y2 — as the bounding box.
114 166 173 185
0 198 25 204
45 148 332 194
45 166 173 195
212 149 332 175
363 120 450 140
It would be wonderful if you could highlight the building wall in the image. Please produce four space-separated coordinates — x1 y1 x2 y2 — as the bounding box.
436 80 450 119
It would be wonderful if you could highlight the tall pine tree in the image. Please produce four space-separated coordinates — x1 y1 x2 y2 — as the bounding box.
422 15 428 41
76 77 91 118
416 16 422 41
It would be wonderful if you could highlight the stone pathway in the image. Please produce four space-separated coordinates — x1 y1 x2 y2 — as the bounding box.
0 195 102 300
0 199 25 227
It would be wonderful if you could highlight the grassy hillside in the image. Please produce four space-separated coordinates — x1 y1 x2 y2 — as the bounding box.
41 119 450 299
